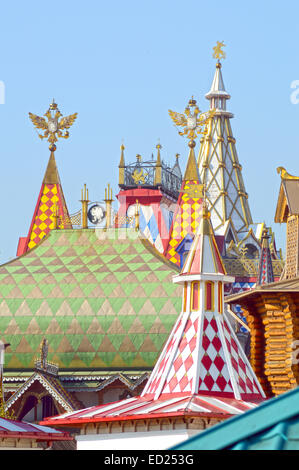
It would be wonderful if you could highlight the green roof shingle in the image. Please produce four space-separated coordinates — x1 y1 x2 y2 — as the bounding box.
0 228 181 370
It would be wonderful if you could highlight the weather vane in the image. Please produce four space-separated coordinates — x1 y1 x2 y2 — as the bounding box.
29 99 77 151
168 97 215 146
213 41 226 61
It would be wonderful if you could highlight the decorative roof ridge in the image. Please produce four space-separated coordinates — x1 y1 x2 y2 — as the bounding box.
95 373 148 392
5 372 77 412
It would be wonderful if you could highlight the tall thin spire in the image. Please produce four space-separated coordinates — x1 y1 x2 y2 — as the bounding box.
198 60 253 236
154 142 162 185
118 143 125 185
257 228 275 285
17 100 77 255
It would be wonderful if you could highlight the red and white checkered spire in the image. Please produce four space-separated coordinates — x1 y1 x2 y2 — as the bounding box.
142 206 265 401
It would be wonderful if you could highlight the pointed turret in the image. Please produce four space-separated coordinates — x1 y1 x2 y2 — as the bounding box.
257 227 274 285
17 149 71 256
118 143 125 186
165 140 204 267
143 205 265 400
154 143 162 185
198 61 253 236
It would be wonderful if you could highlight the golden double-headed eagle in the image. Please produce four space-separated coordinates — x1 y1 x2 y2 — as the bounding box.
29 100 77 146
169 97 215 142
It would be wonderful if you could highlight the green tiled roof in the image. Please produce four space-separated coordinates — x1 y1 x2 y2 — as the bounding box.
172 386 299 450
0 228 181 370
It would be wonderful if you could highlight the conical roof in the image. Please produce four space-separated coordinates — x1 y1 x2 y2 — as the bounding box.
19 151 71 255
142 207 264 401
181 205 226 276
205 62 230 100
257 228 274 285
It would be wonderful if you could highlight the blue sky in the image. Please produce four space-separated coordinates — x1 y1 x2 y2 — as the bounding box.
0 0 298 262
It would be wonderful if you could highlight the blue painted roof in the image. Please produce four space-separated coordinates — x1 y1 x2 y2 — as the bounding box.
172 386 299 450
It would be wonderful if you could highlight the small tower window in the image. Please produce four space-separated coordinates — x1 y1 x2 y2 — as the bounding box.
183 282 188 312
205 281 214 311
218 281 223 313
191 281 200 311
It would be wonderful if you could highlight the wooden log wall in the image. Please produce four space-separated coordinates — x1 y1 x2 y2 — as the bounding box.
236 292 299 397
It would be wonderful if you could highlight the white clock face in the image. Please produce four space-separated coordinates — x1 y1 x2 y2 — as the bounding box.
88 204 105 224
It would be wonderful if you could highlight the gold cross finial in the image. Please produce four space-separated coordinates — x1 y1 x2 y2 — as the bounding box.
213 41 226 61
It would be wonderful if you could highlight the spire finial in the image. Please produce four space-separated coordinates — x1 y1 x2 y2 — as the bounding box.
169 97 215 147
104 183 113 230
213 41 226 62
154 142 162 185
156 141 162 161
80 184 90 229
29 101 77 151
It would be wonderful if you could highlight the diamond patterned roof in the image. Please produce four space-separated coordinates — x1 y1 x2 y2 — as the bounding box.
0 228 181 370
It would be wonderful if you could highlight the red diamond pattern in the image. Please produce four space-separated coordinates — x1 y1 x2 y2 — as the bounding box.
143 281 264 401
223 320 259 395
197 315 233 394
145 316 183 395
160 311 199 394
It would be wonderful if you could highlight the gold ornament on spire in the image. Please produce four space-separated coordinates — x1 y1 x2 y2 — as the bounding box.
213 41 226 60
168 97 215 144
29 99 77 150
277 166 299 180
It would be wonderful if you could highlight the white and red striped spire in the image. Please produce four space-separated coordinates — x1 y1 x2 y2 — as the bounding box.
142 205 265 401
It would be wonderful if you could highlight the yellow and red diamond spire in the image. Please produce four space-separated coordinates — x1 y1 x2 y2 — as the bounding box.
165 97 215 266
17 100 77 256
